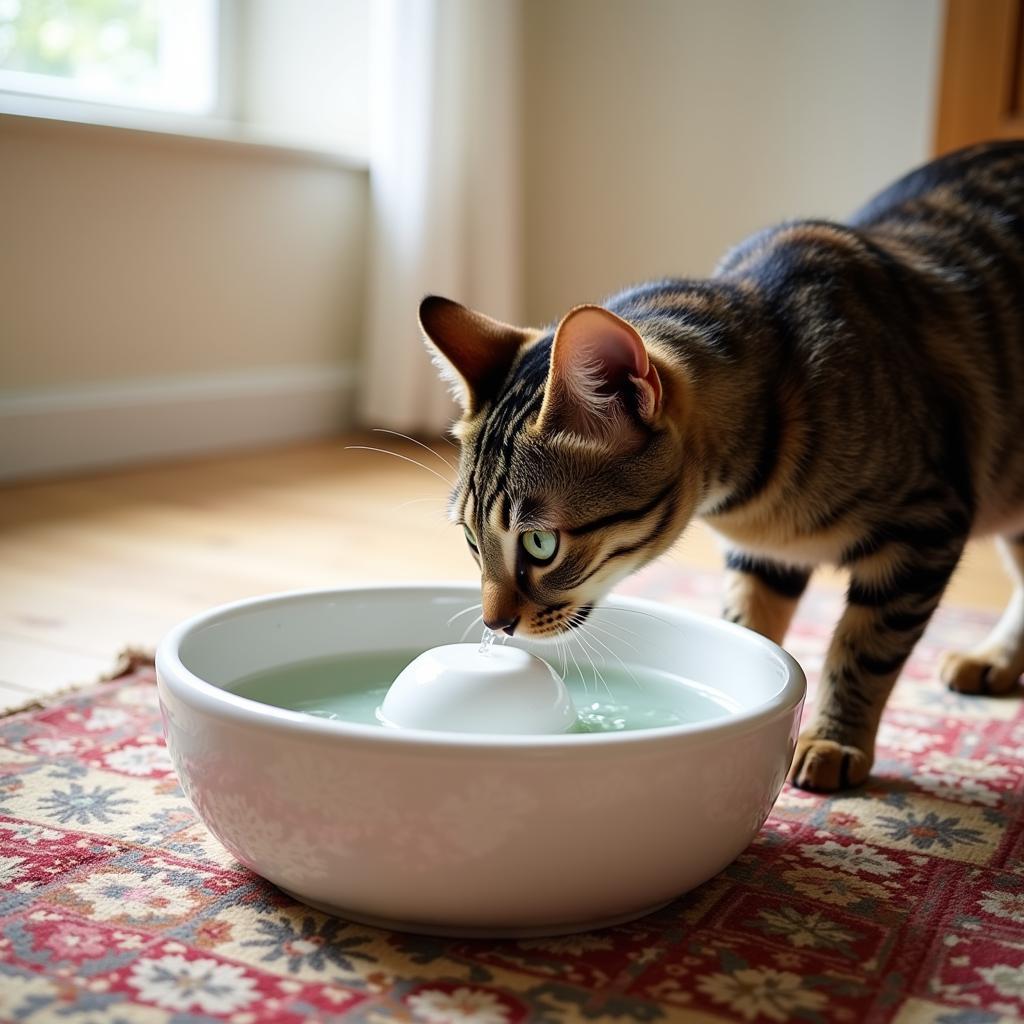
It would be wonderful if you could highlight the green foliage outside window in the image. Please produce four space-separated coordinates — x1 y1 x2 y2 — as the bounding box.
0 0 159 88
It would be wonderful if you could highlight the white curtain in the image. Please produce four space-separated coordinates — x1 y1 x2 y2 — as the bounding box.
360 0 524 434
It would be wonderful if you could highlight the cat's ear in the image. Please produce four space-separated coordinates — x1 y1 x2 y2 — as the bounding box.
419 296 536 415
536 305 662 441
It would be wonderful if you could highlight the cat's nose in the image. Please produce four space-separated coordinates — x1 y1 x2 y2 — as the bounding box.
481 578 520 636
483 614 520 636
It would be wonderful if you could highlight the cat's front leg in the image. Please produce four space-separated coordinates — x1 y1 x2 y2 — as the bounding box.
722 551 811 646
790 539 965 791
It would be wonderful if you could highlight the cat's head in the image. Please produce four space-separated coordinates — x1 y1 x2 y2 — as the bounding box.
420 296 694 639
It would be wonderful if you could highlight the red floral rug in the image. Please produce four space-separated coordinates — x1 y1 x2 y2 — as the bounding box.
1 567 1022 1023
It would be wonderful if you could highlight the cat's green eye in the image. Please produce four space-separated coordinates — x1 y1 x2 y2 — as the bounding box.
521 530 559 564
463 524 478 550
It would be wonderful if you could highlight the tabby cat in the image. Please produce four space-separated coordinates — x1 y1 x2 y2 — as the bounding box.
418 140 1024 792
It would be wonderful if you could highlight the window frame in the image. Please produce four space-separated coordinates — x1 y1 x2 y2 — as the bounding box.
0 0 230 119
0 0 368 170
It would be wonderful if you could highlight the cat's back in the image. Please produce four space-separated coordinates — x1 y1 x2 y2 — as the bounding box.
847 141 1024 307
716 143 1024 315
849 140 1024 233
707 142 1024 536
849 141 1024 531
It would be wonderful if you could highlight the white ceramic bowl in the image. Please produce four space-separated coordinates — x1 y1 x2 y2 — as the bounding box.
156 584 805 938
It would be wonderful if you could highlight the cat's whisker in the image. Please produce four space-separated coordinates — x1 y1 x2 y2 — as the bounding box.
586 641 613 700
371 428 459 475
459 614 484 643
583 619 643 656
566 611 614 698
393 497 449 513
551 635 566 680
572 633 598 695
599 606 674 629
446 603 482 628
345 445 455 489
589 613 644 641
549 638 567 683
573 630 612 698
579 624 643 690
578 622 627 659
564 634 589 696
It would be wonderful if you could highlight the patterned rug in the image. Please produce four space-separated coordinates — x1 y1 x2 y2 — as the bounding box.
1 566 1022 1024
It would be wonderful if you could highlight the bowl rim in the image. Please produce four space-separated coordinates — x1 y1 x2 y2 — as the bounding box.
156 582 806 751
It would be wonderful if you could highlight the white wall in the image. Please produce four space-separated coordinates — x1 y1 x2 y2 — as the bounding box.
0 114 368 478
239 0 370 158
522 0 944 323
0 0 944 478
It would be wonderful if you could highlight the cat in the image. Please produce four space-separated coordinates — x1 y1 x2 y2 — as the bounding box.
417 139 1024 792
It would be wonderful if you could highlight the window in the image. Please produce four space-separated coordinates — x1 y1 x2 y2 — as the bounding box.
0 0 218 115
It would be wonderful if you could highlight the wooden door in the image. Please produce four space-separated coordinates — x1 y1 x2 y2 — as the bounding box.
935 0 1024 155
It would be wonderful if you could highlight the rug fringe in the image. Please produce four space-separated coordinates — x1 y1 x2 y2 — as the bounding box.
101 646 156 681
0 646 156 720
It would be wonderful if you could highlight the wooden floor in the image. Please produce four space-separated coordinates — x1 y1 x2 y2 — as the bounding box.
0 435 1012 712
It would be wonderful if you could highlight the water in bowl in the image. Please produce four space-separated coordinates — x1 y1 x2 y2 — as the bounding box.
229 649 740 733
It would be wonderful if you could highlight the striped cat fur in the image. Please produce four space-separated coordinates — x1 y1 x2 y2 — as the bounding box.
419 140 1024 791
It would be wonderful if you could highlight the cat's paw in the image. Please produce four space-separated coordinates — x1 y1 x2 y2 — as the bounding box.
788 735 871 792
940 652 1021 695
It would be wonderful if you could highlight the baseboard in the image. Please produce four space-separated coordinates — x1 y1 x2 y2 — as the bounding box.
0 363 357 482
